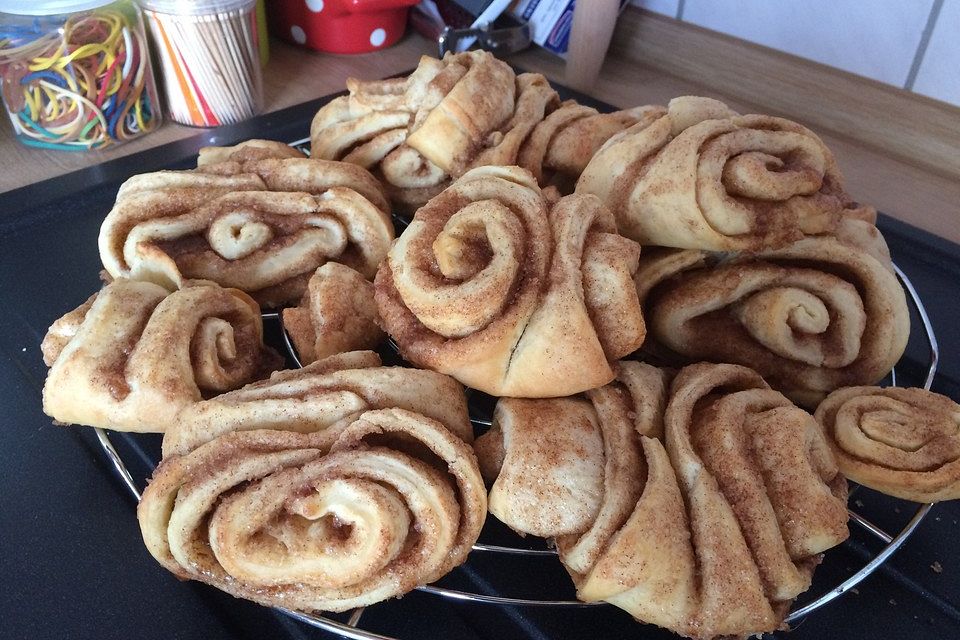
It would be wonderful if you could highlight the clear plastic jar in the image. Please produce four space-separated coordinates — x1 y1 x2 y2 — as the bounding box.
139 0 263 127
0 0 162 150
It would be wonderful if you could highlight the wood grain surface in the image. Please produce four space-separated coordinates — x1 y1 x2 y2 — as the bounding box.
2 9 957 243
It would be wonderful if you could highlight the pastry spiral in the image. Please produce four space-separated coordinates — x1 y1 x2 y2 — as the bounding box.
139 407 486 613
282 262 384 365
477 361 849 639
635 217 909 405
162 350 473 457
311 55 656 212
816 386 960 502
517 100 666 188
577 96 873 251
375 165 646 397
311 51 515 212
99 140 393 307
41 279 281 433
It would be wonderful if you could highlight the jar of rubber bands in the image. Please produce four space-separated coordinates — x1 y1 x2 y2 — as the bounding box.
0 0 161 151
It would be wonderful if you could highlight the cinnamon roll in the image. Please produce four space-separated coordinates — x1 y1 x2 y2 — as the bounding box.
311 51 515 212
635 217 910 405
162 350 472 457
281 263 384 365
41 279 281 433
518 100 666 188
138 407 486 613
577 96 873 251
375 165 646 397
100 142 393 307
477 361 849 639
816 386 960 502
311 55 655 212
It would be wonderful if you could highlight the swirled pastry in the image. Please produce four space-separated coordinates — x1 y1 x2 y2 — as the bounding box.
281 263 384 365
139 407 486 613
375 165 646 397
100 141 393 307
635 217 909 405
311 51 515 212
162 350 472 457
41 279 281 433
577 96 873 251
816 386 960 502
517 100 666 188
477 361 849 639
311 55 654 212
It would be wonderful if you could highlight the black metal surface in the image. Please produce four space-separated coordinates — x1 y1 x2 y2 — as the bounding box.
2 83 960 640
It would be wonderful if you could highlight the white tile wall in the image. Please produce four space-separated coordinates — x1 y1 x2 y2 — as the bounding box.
680 0 934 87
913 0 960 105
629 0 679 18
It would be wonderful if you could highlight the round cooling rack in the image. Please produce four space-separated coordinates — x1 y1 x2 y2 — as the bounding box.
88 136 941 640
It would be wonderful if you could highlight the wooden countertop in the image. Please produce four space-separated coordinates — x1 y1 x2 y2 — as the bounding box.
2 10 958 244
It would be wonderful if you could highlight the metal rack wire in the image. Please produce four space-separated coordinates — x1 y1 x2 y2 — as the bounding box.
89 136 941 640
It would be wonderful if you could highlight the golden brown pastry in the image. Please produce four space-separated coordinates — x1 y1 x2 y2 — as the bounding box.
99 141 393 307
577 96 873 251
480 397 606 537
281 262 384 365
311 51 515 212
197 139 306 165
517 100 666 188
477 361 849 640
162 350 472 457
403 51 517 175
41 279 281 433
138 406 486 613
375 165 646 397
311 55 655 212
816 386 960 502
635 217 909 406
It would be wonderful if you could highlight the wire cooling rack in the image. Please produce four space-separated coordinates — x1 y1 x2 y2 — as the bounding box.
89 137 941 640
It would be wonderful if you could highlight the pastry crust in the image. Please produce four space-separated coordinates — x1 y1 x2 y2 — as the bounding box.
311 55 655 212
578 96 874 251
635 217 909 406
282 262 384 364
139 407 485 613
816 386 960 502
477 361 849 639
42 279 281 433
162 350 472 457
99 141 392 307
375 165 645 397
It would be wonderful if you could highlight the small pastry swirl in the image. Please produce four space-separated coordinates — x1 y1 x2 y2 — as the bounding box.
635 217 910 406
577 96 873 251
282 262 384 365
476 361 849 640
99 140 392 307
517 100 666 189
311 56 659 212
41 279 281 433
815 386 960 502
311 51 515 212
375 165 645 397
162 350 472 457
138 407 486 613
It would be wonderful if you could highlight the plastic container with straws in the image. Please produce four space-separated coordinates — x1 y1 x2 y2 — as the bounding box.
0 0 161 150
140 0 262 127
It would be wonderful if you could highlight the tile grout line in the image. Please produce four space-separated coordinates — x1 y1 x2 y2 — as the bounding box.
904 0 945 91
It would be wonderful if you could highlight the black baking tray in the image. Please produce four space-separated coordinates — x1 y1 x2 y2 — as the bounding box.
2 77 959 640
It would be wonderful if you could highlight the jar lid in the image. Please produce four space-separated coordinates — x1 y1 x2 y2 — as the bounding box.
0 0 116 16
137 0 254 15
